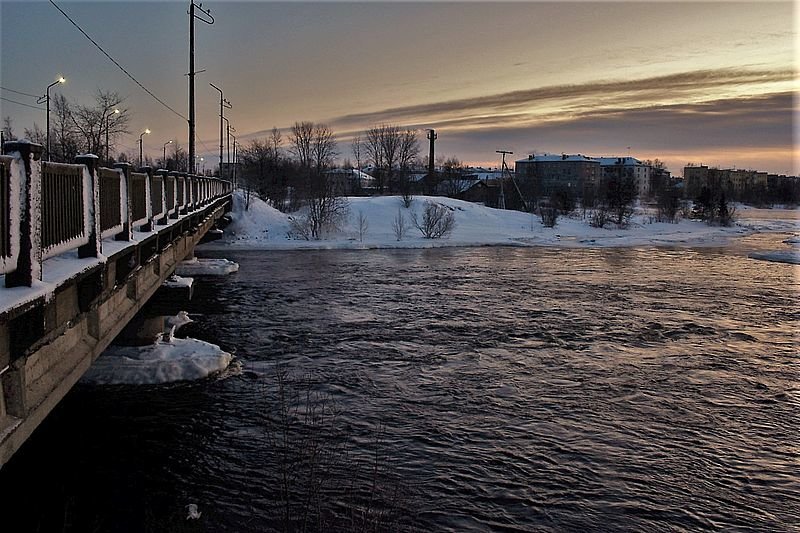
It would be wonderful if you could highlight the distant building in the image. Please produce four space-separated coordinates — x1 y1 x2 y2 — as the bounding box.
595 157 652 199
514 153 600 196
683 165 771 200
324 168 375 195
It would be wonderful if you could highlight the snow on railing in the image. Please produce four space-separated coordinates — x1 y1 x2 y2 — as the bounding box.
1 140 232 288
0 155 22 275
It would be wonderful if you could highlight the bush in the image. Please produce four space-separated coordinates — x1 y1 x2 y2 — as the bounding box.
539 205 558 227
551 185 576 215
412 201 456 239
590 207 609 228
392 208 408 241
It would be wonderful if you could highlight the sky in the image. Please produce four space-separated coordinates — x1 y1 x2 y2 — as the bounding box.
1 1 796 175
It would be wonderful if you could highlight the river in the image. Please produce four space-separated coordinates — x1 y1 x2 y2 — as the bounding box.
1 236 798 532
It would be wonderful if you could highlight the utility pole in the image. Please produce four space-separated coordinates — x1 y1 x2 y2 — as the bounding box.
188 1 213 174
209 83 231 177
496 149 528 212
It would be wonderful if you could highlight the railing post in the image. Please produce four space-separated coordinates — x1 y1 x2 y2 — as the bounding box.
76 154 101 258
113 162 132 241
179 173 188 215
155 169 168 225
169 171 180 219
139 166 153 232
5 141 43 288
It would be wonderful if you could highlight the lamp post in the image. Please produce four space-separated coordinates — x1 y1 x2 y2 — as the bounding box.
105 108 120 165
163 139 174 168
138 128 151 168
230 135 238 187
37 76 66 161
200 157 205 175
222 116 234 180
210 83 231 177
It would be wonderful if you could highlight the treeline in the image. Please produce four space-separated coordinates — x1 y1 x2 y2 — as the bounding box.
2 91 131 164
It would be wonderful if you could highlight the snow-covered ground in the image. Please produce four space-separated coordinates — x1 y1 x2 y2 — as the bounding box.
201 191 799 252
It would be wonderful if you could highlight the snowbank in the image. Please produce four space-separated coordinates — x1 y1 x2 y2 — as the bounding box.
176 257 239 276
82 336 232 385
199 191 799 251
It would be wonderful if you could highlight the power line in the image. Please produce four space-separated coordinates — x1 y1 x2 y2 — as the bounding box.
48 0 188 122
0 86 40 99
0 96 45 110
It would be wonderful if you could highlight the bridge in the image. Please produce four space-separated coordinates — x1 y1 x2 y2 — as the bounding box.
0 141 232 468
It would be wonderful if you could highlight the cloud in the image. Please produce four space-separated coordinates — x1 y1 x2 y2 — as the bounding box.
435 92 795 173
326 67 793 130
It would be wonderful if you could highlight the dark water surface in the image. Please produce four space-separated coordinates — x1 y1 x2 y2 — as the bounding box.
1 239 798 531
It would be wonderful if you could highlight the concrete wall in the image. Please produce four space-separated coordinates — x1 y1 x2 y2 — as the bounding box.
0 198 229 468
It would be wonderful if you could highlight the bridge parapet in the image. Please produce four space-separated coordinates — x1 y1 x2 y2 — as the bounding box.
0 141 232 467
0 141 231 289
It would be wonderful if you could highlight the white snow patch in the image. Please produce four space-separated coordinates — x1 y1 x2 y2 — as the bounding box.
163 274 193 289
82 336 232 385
176 257 238 276
201 190 799 251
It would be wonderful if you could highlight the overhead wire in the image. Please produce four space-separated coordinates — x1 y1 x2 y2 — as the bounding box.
0 86 41 99
48 0 188 122
1 96 45 110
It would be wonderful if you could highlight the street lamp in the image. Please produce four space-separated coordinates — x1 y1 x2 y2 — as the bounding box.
37 76 66 161
138 128 151 168
222 116 234 179
106 108 120 164
163 139 174 168
210 83 231 177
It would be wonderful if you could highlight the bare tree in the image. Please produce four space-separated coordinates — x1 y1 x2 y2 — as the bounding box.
412 201 456 239
351 134 364 173
2 116 16 141
23 123 45 146
438 157 471 198
290 173 350 240
364 124 409 193
392 208 408 241
310 123 337 173
356 210 369 242
290 121 315 169
70 90 131 159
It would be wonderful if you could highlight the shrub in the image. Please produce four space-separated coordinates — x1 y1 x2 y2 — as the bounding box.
412 201 456 239
539 205 558 227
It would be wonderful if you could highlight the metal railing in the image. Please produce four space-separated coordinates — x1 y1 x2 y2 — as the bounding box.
41 162 89 259
99 168 123 238
151 174 164 220
129 171 149 227
0 141 232 288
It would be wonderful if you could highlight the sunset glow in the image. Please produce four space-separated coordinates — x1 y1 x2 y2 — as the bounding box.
1 1 796 174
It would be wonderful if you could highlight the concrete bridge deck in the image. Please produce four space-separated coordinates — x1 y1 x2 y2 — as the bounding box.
0 141 232 467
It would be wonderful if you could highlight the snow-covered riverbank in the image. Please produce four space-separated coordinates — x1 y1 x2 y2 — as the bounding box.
201 191 798 252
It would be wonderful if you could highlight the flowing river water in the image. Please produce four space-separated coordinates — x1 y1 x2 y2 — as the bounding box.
1 235 798 532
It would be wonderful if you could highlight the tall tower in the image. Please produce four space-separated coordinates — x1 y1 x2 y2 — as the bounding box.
426 129 437 176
